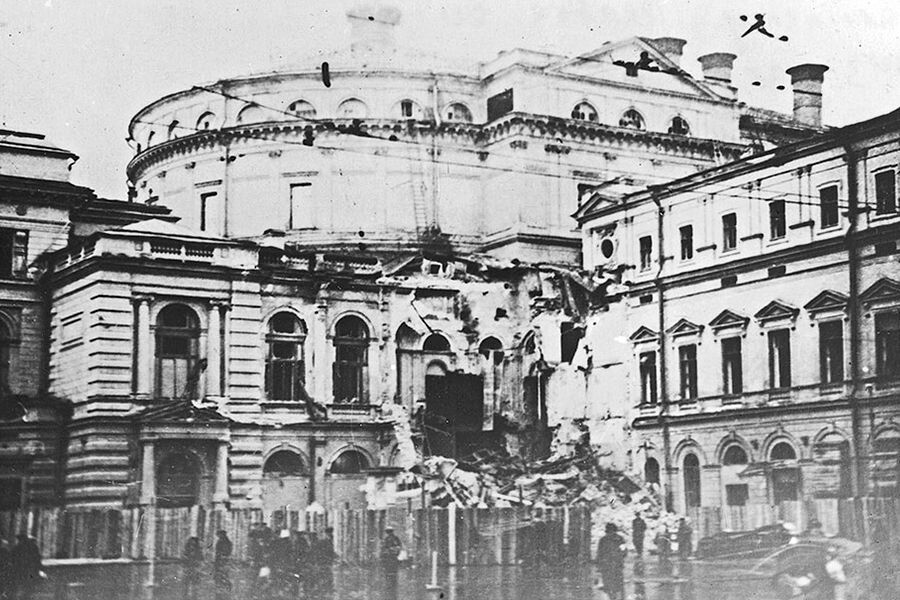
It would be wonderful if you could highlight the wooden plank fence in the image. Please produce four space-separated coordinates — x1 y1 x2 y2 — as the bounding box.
1 498 897 564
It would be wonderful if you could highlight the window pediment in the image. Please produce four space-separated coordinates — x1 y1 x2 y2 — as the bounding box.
754 300 799 325
629 325 658 343
860 277 900 307
708 309 749 333
666 318 704 338
804 290 848 316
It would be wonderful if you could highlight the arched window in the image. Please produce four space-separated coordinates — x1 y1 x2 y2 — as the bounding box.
263 450 306 477
397 99 423 119
196 112 216 130
872 429 900 496
422 333 450 352
668 116 690 136
167 120 180 140
146 131 156 147
266 312 306 402
425 360 448 415
236 104 264 124
571 102 598 122
445 103 472 123
288 100 317 119
155 304 201 399
156 451 200 508
619 109 645 130
329 449 370 474
645 457 660 485
770 442 797 461
333 316 369 403
337 99 368 119
683 453 701 508
722 445 749 465
479 337 504 366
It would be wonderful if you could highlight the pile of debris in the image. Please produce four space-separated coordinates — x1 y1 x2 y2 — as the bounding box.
414 447 650 510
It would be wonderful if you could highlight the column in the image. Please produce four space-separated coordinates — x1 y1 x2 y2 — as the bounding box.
213 441 229 505
207 303 222 398
313 301 329 403
136 296 152 398
140 440 155 505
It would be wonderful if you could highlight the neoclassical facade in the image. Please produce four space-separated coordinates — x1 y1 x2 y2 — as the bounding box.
572 106 900 512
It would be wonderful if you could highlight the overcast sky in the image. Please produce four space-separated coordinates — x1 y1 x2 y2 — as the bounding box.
2 0 899 199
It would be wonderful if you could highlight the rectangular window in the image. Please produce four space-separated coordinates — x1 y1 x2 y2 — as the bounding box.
725 484 749 507
639 351 657 405
486 89 514 122
678 344 698 400
819 185 839 228
0 229 29 278
769 200 786 239
722 213 737 251
875 169 897 214
721 337 743 395
679 225 693 261
639 236 652 271
768 329 792 388
819 320 844 383
289 182 313 229
199 192 216 232
875 311 900 378
401 100 414 118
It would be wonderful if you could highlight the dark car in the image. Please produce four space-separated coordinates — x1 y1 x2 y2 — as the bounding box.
696 524 794 560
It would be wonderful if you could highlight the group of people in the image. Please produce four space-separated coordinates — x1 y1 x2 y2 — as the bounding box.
595 515 694 600
246 524 337 599
0 534 44 600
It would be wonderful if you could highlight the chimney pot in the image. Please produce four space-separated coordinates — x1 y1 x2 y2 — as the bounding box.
649 37 687 67
698 52 737 83
785 63 828 127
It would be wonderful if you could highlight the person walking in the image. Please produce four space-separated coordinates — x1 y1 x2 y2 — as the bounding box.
656 529 672 578
596 523 627 600
182 536 203 600
10 534 43 600
270 529 295 599
380 527 403 600
312 527 337 597
213 530 233 599
676 519 693 561
632 513 647 557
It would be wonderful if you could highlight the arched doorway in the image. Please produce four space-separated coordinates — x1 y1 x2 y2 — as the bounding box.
327 449 371 509
770 442 800 502
157 451 201 508
683 453 701 509
721 444 750 507
261 449 309 513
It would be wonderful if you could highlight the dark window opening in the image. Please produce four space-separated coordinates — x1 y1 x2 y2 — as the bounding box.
560 322 584 364
645 458 660 485
199 192 216 232
478 337 504 365
722 213 738 250
819 320 844 384
333 316 369 403
400 100 414 118
0 478 22 510
329 450 370 474
668 116 690 136
768 265 786 278
639 351 657 405
639 236 653 271
721 337 743 395
769 200 786 239
263 450 305 477
155 305 200 400
156 451 200 508
721 274 738 287
819 185 839 228
875 170 897 214
876 311 900 379
726 484 749 506
722 445 748 465
678 344 698 400
0 229 29 278
266 312 306 401
679 225 693 261
487 89 514 122
683 454 701 508
768 329 791 388
423 333 451 352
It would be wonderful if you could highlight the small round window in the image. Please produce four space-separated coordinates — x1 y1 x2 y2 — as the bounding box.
600 238 615 259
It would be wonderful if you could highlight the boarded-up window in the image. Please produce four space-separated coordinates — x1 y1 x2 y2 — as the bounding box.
811 434 851 498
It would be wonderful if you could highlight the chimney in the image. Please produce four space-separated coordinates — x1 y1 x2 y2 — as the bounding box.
649 37 687 67
347 4 402 55
698 53 737 83
785 64 828 127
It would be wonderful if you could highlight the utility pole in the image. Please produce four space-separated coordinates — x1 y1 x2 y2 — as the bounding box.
651 186 673 511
